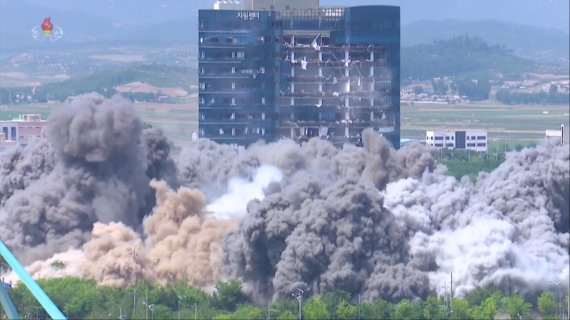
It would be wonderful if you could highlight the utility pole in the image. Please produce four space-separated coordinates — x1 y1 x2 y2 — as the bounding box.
553 282 561 319
450 273 453 303
292 288 306 320
129 246 139 319
194 301 198 320
566 287 569 320
178 295 184 320
146 288 149 320
358 293 361 320
442 281 449 320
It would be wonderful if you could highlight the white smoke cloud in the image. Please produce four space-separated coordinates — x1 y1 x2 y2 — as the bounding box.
383 142 570 298
207 165 283 219
3 249 85 285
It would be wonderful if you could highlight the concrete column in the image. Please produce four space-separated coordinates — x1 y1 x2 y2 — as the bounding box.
344 49 349 77
370 50 375 76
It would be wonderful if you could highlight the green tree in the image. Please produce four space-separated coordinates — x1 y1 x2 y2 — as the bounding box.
469 296 497 320
451 298 471 320
231 304 264 320
360 300 394 320
396 299 422 320
549 84 558 94
321 289 352 317
423 295 445 319
213 280 246 312
336 300 358 320
464 286 501 307
413 85 424 94
502 294 531 320
212 313 232 320
277 309 296 320
272 297 297 317
303 296 329 320
537 291 556 319
432 79 448 95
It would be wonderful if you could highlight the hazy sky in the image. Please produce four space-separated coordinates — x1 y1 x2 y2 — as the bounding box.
3 0 568 31
0 0 568 52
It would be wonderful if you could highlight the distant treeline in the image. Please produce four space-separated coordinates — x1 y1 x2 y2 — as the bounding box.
2 276 567 320
0 64 195 104
428 78 491 101
496 88 570 105
401 35 537 80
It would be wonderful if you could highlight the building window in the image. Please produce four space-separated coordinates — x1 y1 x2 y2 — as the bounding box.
232 67 236 74
477 136 486 140
477 143 486 147
232 82 236 90
199 83 206 91
231 98 236 106
261 97 266 105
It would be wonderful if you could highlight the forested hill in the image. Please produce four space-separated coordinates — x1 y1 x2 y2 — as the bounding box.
401 36 548 81
401 19 569 64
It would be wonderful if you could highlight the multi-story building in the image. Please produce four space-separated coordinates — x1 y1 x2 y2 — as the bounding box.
199 0 400 148
426 130 488 152
0 114 47 147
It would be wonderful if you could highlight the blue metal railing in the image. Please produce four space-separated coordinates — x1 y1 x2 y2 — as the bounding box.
0 240 66 319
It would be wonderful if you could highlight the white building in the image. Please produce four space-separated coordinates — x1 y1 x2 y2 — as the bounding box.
426 130 488 152
214 0 242 10
545 125 566 144
214 0 320 10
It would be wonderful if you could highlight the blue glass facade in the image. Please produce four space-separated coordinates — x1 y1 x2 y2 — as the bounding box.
199 5 400 148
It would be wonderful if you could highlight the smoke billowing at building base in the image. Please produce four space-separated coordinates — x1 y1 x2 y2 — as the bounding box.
0 94 568 304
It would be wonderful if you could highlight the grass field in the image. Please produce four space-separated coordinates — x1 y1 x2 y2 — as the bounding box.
0 99 198 149
402 101 570 142
2 99 567 149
